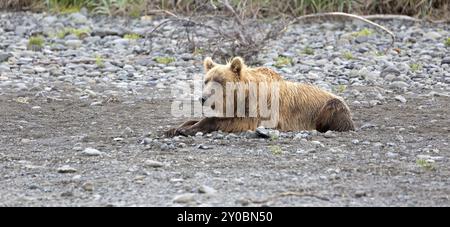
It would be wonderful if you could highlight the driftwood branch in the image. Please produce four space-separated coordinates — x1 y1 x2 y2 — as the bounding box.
363 14 450 24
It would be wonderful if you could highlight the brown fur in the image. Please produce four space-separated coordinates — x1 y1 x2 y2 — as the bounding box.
166 57 355 137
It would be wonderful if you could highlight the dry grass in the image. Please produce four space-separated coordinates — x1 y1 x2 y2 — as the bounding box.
148 0 450 20
1 0 449 19
0 0 35 10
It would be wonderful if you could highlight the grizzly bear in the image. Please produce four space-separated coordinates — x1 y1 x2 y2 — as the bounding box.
165 57 354 137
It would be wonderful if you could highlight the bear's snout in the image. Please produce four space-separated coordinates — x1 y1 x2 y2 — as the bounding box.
199 97 207 104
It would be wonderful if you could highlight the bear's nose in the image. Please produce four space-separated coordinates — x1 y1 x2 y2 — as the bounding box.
199 97 207 104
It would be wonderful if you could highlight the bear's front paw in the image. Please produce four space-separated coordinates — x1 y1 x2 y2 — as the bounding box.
176 127 197 137
164 128 178 137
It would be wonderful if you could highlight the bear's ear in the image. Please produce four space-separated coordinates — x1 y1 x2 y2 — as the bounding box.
230 57 244 76
203 57 216 72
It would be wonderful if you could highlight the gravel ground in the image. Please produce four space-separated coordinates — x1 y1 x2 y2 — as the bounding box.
0 12 449 206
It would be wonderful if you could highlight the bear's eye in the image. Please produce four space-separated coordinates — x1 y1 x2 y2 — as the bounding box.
213 77 223 84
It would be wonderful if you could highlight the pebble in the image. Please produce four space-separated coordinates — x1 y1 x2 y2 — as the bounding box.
144 160 164 168
394 95 407 103
82 182 94 192
351 139 360 145
255 127 270 138
0 53 12 62
81 147 103 156
141 138 152 145
442 57 450 65
236 198 250 206
197 144 212 150
294 132 309 140
380 66 401 77
417 155 444 161
323 131 337 138
198 185 217 195
121 127 134 138
57 165 77 173
390 81 409 89
386 152 398 158
354 191 367 198
173 193 196 203
310 141 324 147
61 191 74 197
65 40 82 49
195 132 203 137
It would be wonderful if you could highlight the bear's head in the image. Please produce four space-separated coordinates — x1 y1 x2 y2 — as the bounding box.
201 57 249 117
203 56 246 85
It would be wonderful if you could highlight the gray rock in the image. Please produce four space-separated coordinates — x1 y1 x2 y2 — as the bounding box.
121 127 134 138
323 131 337 138
269 130 280 139
236 198 250 206
141 138 153 145
42 16 58 24
82 182 94 192
198 185 217 194
173 193 196 203
160 143 169 150
81 147 103 156
390 81 409 89
369 100 381 106
417 155 444 161
394 95 407 103
424 31 442 40
354 191 367 198
360 123 377 130
355 36 369 44
381 66 401 77
112 39 129 46
70 13 88 24
180 53 193 61
15 26 28 36
144 160 164 168
256 127 270 138
123 64 135 71
441 57 450 65
0 64 10 72
90 101 103 106
197 144 212 150
0 53 12 62
61 191 74 197
195 132 203 137
386 152 398 158
310 140 324 147
57 165 77 173
65 40 82 49
163 66 177 73
92 28 124 37
294 132 310 140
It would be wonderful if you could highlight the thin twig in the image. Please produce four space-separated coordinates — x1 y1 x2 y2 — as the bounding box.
250 191 330 204
221 0 244 27
146 9 179 18
363 14 450 24
363 14 422 22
